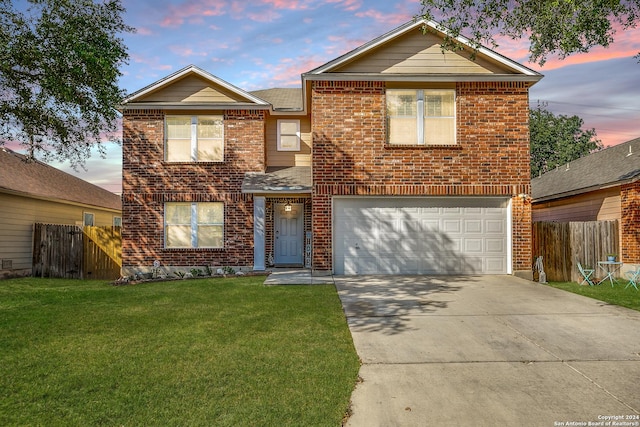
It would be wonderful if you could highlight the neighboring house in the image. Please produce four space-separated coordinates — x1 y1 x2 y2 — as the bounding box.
0 147 122 278
120 19 542 278
531 137 640 267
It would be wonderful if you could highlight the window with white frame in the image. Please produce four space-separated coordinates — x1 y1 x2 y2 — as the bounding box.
165 115 224 162
386 89 456 145
83 212 94 226
113 216 122 227
165 202 224 248
277 119 300 151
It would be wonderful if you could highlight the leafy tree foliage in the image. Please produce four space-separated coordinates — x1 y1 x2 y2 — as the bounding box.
419 0 640 65
0 0 133 166
529 104 602 178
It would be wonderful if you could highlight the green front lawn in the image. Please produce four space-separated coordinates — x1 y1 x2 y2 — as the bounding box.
0 277 360 426
545 280 640 312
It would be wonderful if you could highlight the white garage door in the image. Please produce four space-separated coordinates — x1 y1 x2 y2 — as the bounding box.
333 197 510 275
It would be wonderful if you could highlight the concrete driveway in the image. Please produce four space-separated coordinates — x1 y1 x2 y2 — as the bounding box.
335 275 640 426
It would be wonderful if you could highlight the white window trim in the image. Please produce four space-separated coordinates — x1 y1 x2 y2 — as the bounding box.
165 115 224 162
164 202 224 249
113 216 122 227
386 89 456 145
277 119 301 151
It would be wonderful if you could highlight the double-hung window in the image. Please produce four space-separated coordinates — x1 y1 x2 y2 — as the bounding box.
277 119 300 151
165 115 224 162
165 202 224 248
386 89 456 145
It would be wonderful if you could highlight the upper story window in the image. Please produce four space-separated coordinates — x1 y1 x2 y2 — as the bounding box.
386 89 456 146
165 115 224 162
277 119 300 151
165 202 224 248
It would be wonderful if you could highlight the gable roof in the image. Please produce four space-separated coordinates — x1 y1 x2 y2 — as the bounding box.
121 65 270 110
531 137 640 201
304 19 543 83
0 147 121 211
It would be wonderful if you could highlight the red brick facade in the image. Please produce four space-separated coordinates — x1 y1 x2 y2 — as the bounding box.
121 109 265 273
310 81 532 274
122 81 534 277
621 181 640 263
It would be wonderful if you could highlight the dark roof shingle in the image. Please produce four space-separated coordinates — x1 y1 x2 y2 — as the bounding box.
0 148 121 211
531 137 640 201
242 166 311 193
250 88 303 111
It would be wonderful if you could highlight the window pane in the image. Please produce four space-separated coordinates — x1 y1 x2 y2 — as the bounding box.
167 117 191 138
424 117 455 145
388 117 417 145
84 212 94 226
166 225 192 247
425 90 455 117
167 139 192 161
280 135 299 150
280 121 298 135
197 139 223 161
387 90 417 116
198 225 223 248
197 203 223 224
166 203 191 224
198 116 223 138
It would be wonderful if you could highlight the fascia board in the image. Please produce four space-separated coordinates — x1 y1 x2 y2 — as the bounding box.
306 19 542 78
120 102 272 111
302 73 543 83
0 188 121 212
122 65 270 106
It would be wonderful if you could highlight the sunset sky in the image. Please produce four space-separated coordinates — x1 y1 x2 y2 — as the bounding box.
43 0 640 193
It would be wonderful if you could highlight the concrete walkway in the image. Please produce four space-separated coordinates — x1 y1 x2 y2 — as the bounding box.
262 268 335 285
335 275 640 426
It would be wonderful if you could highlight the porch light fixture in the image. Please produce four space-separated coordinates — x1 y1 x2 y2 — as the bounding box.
284 201 292 212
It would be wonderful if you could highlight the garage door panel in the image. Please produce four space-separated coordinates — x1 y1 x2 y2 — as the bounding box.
344 256 378 275
461 257 483 274
464 238 484 253
485 221 504 235
485 238 505 253
442 219 461 233
486 257 506 273
334 198 509 275
464 219 483 234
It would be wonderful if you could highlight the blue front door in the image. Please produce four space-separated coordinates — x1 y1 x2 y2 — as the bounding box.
274 203 303 266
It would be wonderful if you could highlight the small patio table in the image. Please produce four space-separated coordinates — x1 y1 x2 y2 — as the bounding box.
597 261 623 286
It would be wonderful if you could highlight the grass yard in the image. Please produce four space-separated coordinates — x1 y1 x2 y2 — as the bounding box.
545 280 640 312
0 276 360 426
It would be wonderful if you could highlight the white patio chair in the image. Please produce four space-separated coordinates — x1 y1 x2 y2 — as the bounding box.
625 266 639 291
577 262 595 286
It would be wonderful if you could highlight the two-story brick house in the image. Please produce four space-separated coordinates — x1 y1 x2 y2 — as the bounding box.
121 20 542 278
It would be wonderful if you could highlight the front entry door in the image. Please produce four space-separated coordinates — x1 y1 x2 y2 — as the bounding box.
274 203 303 266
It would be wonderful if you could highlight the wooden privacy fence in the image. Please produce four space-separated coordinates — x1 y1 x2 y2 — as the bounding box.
33 224 122 280
532 220 619 283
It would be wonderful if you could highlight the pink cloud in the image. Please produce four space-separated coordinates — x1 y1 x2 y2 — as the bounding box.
324 34 368 57
160 0 227 28
168 45 209 57
325 0 362 12
491 23 640 71
258 0 310 10
246 9 282 22
130 53 174 72
134 26 154 36
355 8 411 26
